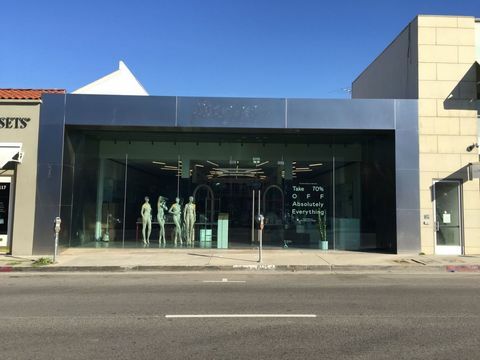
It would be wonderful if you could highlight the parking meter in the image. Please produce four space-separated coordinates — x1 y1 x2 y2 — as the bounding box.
255 214 264 231
54 217 61 234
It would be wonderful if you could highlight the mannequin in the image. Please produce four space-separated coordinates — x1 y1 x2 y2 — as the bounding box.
157 196 168 246
184 196 196 245
169 197 182 246
140 196 152 245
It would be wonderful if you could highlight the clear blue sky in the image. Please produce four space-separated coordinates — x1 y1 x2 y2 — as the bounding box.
1 0 478 98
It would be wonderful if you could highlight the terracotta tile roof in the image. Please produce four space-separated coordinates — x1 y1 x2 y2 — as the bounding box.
0 89 66 100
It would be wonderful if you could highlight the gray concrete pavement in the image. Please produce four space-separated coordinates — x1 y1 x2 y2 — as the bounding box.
1 273 480 359
1 247 480 272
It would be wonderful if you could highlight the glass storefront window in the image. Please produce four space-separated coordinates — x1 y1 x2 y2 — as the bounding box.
60 129 395 251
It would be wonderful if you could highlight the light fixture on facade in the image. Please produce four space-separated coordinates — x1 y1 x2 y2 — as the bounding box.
466 143 479 152
152 161 165 165
309 163 323 167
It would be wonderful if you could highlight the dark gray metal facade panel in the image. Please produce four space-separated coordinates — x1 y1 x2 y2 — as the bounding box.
33 94 421 254
33 94 66 254
65 94 176 126
395 169 420 210
395 129 419 170
396 209 421 253
394 100 420 252
177 97 285 128
394 100 418 131
286 99 396 129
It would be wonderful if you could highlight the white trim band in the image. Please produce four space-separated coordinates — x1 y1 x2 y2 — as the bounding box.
165 314 317 318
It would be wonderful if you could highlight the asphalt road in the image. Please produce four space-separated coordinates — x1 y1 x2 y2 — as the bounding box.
1 272 479 360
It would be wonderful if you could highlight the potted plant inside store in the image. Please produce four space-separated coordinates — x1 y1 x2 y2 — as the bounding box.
318 210 328 250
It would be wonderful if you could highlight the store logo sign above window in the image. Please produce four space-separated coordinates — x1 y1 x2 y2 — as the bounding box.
0 117 31 129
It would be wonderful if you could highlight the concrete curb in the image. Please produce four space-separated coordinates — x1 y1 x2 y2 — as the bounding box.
1 264 478 273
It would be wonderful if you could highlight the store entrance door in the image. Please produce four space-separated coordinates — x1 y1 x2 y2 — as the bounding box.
0 176 13 252
433 180 463 255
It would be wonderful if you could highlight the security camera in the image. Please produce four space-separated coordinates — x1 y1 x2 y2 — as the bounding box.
466 143 479 152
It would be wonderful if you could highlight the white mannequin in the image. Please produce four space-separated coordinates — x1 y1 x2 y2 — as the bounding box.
141 196 152 245
169 197 182 246
184 196 196 245
157 196 168 246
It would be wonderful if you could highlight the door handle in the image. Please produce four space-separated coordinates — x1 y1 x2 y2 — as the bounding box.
435 221 440 231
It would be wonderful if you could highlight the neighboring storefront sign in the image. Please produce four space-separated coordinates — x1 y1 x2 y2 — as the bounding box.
0 117 31 129
0 178 11 247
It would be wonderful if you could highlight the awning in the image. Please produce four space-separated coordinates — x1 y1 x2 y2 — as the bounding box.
468 162 480 180
0 143 23 169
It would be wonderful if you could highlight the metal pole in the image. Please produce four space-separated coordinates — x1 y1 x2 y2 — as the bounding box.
251 190 255 243
122 154 128 247
258 190 262 263
333 156 336 251
53 233 58 263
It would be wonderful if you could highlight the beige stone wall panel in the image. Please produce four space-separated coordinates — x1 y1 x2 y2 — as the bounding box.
456 17 475 29
434 117 460 135
464 190 480 210
420 227 435 254
419 45 458 63
419 99 437 116
458 46 475 63
436 63 476 81
418 63 437 80
436 28 475 46
418 117 436 134
462 179 479 192
464 210 480 229
419 135 438 153
419 80 460 99
420 153 462 172
417 16 458 28
420 171 438 189
420 189 433 209
437 135 477 153
418 27 436 45
459 117 478 135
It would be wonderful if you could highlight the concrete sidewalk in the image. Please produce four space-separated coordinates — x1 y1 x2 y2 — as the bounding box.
1 248 480 273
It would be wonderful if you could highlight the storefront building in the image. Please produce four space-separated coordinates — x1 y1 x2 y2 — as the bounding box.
28 95 417 255
1 15 478 256
353 15 480 255
0 89 65 255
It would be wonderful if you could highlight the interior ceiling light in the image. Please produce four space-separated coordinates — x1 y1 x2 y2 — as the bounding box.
295 167 310 170
195 164 204 167
309 163 323 167
207 160 219 167
208 167 263 178
152 161 165 165
256 160 270 167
